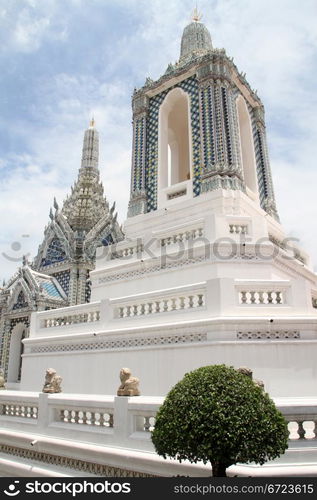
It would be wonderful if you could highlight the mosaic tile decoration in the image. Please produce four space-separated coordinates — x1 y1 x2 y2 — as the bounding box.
85 270 91 303
52 270 71 296
133 116 146 191
12 291 28 310
41 238 66 267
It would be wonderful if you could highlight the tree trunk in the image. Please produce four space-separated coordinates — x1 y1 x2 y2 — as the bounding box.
211 462 227 477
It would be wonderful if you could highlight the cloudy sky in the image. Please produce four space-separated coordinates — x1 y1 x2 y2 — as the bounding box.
0 0 316 280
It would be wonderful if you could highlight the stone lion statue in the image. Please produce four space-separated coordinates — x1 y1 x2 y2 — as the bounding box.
42 368 62 393
237 366 265 390
117 367 140 396
0 369 6 390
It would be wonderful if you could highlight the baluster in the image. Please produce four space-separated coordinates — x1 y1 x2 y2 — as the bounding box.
171 298 177 310
246 291 252 304
276 291 282 304
118 307 123 318
197 294 204 307
144 416 151 432
163 299 169 312
140 303 146 315
99 413 105 427
132 305 138 317
250 291 256 304
179 296 185 309
267 291 273 304
32 407 38 419
60 409 65 422
229 224 234 233
148 302 153 314
90 412 96 426
155 301 160 313
240 291 247 304
297 421 306 440
188 296 194 308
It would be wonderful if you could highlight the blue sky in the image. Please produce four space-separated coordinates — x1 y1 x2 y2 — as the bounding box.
0 0 317 280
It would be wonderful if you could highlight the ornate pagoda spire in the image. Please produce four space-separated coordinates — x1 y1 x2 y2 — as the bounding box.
81 118 99 169
62 120 108 231
179 9 212 63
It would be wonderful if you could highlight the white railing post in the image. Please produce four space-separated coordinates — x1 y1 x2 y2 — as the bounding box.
113 396 132 443
29 311 38 338
37 393 50 430
99 299 111 326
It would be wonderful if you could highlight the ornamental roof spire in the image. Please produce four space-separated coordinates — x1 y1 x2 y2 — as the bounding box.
81 118 99 169
192 5 202 22
180 9 212 63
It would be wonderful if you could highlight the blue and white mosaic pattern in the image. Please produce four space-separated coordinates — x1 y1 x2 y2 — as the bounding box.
52 270 70 296
41 238 66 267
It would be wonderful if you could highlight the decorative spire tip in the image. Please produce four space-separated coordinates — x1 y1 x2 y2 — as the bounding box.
89 117 95 128
192 5 202 22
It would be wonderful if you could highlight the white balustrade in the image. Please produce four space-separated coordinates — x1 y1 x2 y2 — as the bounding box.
59 408 114 428
0 403 38 419
239 290 284 305
116 292 205 319
43 309 100 329
160 227 203 247
111 244 144 260
0 392 317 454
229 224 248 234
286 418 317 440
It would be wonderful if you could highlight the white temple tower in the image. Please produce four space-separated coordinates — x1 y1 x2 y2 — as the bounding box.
21 15 317 397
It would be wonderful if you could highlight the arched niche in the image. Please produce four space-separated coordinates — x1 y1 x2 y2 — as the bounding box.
236 96 258 197
158 88 192 192
7 323 27 383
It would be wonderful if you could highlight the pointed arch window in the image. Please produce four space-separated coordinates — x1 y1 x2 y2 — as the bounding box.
158 88 192 190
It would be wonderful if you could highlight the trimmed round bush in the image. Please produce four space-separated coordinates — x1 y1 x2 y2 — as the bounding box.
151 365 289 476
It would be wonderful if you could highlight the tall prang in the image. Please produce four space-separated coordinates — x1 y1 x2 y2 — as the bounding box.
33 119 124 306
0 121 123 387
128 12 278 220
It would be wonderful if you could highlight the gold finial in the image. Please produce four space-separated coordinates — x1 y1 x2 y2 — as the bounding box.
89 117 95 128
192 5 202 22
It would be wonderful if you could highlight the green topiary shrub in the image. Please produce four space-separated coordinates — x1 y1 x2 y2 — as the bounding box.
151 365 289 477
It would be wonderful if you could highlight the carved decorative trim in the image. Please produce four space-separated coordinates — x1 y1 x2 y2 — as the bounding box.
30 332 208 354
98 256 207 284
237 331 300 340
0 445 154 477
